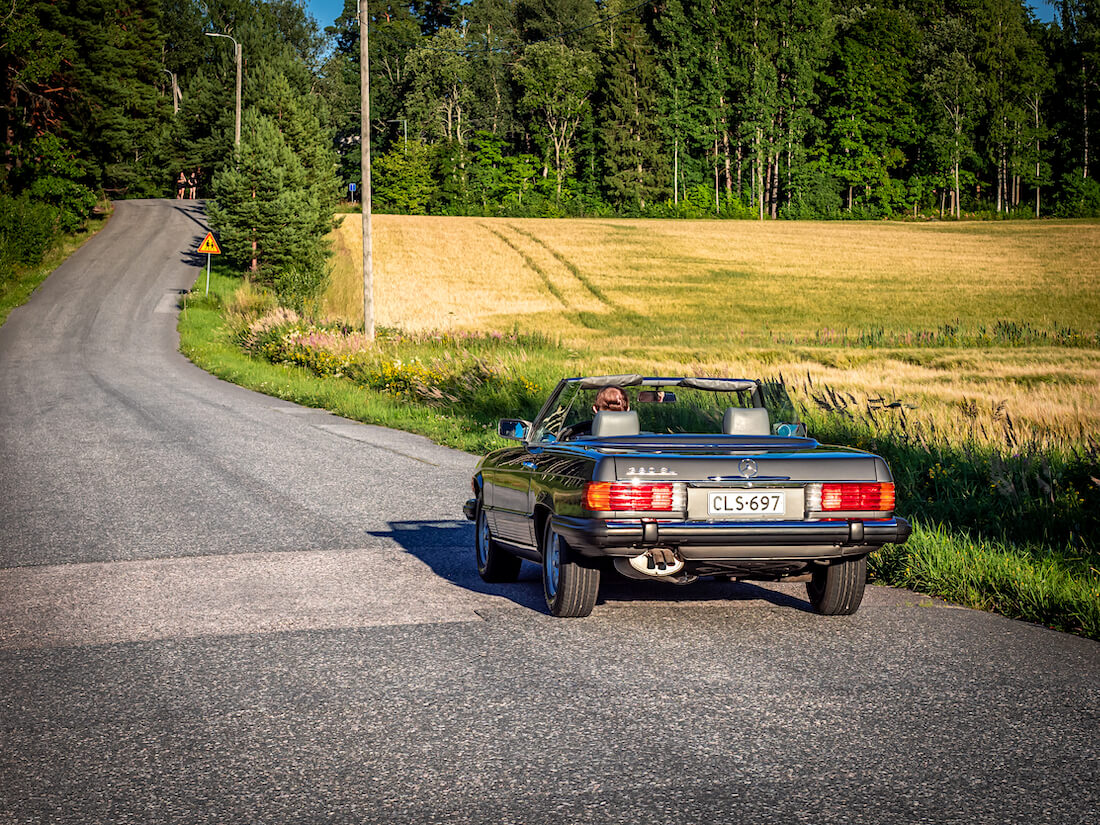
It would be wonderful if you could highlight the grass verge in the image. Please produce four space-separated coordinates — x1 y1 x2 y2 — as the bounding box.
0 208 111 327
178 270 1100 640
178 270 517 450
871 521 1099 638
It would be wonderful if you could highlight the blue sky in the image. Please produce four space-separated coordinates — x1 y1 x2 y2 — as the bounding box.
302 0 1059 32
305 0 349 30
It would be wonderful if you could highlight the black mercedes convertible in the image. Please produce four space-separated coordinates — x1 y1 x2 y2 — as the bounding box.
464 375 911 617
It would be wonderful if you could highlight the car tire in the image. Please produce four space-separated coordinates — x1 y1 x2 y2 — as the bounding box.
541 519 599 618
806 555 867 615
475 500 522 583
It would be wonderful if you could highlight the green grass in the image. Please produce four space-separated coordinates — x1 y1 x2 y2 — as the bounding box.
870 521 1099 638
0 210 111 327
179 270 532 452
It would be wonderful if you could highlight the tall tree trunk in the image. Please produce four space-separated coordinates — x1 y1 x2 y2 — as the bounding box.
764 156 773 217
954 158 960 218
1083 56 1090 178
736 143 743 200
715 166 720 213
996 142 1003 213
714 135 720 213
1036 141 1041 218
756 127 764 221
770 154 779 218
722 127 733 197
1034 96 1042 217
673 137 679 205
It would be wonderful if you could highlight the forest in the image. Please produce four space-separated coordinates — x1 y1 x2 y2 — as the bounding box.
2 0 1099 282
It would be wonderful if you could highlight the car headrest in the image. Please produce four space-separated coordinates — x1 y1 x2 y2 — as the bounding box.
591 410 640 437
722 407 771 436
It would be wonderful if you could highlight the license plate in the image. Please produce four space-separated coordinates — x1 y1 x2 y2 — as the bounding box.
708 490 786 517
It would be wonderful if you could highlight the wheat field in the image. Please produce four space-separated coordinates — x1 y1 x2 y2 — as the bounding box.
323 215 1100 440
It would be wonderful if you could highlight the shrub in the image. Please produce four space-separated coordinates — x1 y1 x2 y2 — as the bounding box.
1053 172 1100 218
24 176 96 233
0 194 60 271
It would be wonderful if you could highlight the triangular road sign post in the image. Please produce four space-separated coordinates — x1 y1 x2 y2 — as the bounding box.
198 232 221 254
197 232 221 294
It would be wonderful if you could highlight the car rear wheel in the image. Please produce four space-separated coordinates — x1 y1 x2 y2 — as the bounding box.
806 555 867 615
541 519 599 618
475 500 522 583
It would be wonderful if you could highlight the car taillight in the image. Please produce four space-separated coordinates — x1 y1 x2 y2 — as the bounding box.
584 482 685 512
807 482 895 512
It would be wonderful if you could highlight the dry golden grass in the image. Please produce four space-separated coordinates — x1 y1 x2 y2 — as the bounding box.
323 214 1100 440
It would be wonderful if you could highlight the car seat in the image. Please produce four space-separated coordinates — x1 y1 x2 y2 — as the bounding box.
591 410 640 437
722 407 771 436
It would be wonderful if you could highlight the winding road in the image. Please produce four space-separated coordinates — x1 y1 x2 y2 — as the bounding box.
0 199 1096 824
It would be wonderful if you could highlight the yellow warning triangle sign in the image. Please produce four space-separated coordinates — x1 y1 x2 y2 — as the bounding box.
197 232 221 254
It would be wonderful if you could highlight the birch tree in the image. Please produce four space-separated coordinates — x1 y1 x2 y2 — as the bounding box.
514 42 598 197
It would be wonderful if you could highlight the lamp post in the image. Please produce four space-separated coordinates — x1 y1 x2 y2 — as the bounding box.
204 31 241 148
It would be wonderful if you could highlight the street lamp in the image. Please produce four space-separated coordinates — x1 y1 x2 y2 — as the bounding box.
204 31 241 148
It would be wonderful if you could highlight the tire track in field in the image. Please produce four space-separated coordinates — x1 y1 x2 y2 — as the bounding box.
504 224 620 311
480 223 603 330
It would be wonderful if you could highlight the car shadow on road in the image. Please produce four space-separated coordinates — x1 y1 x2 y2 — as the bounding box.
375 520 815 615
369 520 544 612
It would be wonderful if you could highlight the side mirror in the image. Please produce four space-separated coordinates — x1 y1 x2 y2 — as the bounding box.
497 418 531 441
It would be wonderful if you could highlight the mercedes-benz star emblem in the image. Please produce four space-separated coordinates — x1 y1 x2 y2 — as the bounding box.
738 458 758 478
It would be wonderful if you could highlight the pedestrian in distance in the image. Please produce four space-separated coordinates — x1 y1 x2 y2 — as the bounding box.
176 171 186 199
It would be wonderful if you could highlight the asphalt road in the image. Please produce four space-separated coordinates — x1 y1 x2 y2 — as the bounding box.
1 199 1096 825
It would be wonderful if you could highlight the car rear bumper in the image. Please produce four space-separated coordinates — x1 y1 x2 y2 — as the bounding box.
550 514 911 560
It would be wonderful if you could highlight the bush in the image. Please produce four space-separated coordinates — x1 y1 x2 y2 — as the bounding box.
270 262 329 313
0 194 61 271
24 176 97 233
1053 172 1100 218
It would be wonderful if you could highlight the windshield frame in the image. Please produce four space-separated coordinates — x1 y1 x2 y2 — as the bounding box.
529 376 793 443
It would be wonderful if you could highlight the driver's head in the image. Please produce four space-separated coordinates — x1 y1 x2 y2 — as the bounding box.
593 386 629 413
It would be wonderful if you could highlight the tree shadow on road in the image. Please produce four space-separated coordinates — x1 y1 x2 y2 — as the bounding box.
172 201 209 230
373 519 815 615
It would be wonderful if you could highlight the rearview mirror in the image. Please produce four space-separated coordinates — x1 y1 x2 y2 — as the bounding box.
637 391 677 403
498 418 531 441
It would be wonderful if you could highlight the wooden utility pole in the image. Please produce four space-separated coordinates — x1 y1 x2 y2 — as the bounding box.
234 39 242 149
360 0 374 340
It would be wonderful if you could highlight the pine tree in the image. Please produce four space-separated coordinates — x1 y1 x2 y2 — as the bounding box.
257 72 340 238
207 111 328 303
60 0 169 196
598 13 663 210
